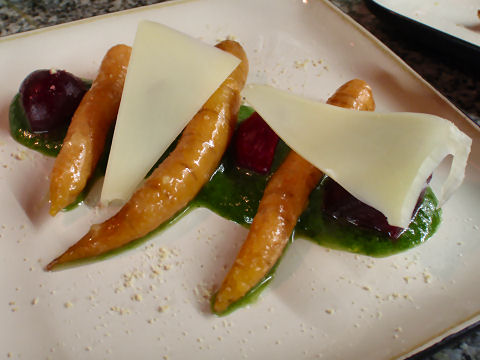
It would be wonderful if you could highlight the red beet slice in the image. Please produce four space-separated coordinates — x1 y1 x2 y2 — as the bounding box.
234 112 279 174
323 179 427 239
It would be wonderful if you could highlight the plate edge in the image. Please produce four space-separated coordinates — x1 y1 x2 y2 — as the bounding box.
396 312 480 360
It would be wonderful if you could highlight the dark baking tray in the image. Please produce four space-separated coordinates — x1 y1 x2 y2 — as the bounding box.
364 0 480 69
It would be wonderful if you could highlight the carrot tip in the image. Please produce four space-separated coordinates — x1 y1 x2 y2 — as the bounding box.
45 261 57 271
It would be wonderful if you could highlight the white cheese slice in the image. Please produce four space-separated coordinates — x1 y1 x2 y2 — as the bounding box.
243 84 472 228
101 21 240 203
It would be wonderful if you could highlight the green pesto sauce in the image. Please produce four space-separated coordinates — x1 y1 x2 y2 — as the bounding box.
297 179 441 257
10 97 441 313
196 150 441 258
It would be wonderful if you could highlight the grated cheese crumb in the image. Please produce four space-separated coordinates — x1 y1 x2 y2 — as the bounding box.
158 305 169 313
132 293 143 302
423 270 432 283
110 306 131 315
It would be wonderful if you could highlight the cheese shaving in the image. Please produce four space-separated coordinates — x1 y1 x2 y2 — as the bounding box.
242 84 472 228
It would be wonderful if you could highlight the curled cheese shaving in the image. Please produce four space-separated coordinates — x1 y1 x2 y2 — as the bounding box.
242 84 472 228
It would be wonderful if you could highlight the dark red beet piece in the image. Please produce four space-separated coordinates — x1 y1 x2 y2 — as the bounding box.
234 112 279 174
20 69 87 133
323 179 427 239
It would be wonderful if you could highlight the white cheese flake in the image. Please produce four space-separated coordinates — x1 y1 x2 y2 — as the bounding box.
101 21 240 203
243 84 471 228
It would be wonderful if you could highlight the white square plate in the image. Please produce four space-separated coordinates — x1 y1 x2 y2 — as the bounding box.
0 0 479 359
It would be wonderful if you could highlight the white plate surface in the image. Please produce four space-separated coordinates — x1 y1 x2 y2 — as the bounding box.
0 0 479 359
370 0 480 47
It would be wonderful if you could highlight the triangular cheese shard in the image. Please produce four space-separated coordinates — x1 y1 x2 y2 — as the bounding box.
243 84 471 228
101 21 240 203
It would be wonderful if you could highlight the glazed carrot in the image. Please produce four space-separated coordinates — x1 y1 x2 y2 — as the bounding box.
49 44 131 216
46 40 248 270
212 79 375 314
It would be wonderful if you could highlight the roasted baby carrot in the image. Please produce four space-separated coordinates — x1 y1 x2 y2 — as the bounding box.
46 40 248 270
212 79 375 314
49 44 131 216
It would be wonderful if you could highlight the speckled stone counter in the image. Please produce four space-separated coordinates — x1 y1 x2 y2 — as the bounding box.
1 0 479 359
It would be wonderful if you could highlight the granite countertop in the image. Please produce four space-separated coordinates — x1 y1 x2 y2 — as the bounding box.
1 0 479 359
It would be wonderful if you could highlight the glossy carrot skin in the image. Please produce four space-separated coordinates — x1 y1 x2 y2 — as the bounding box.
46 40 248 270
212 79 375 314
49 44 131 216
